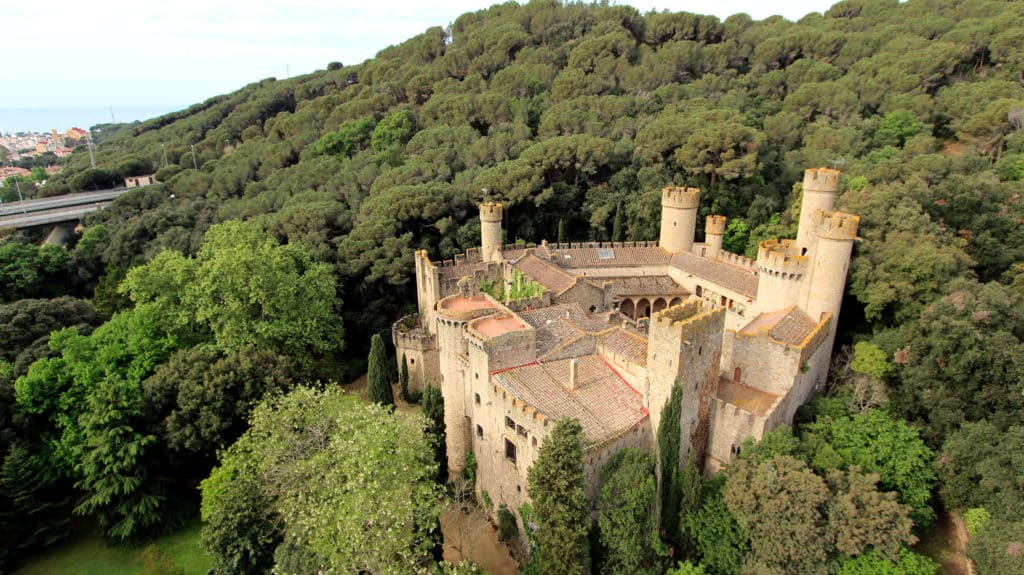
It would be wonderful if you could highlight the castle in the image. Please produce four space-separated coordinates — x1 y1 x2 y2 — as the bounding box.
393 167 858 513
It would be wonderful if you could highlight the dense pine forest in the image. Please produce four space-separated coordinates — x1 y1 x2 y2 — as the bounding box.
2 0 1024 573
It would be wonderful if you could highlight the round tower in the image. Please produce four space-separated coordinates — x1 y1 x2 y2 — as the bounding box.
705 215 727 260
480 202 503 262
660 186 701 254
756 239 807 312
802 212 859 340
795 167 840 254
434 290 499 475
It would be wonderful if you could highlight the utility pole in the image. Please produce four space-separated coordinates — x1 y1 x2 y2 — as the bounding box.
86 131 96 168
190 144 198 170
161 143 168 167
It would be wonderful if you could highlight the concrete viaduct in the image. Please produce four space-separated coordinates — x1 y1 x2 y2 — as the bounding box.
0 188 134 243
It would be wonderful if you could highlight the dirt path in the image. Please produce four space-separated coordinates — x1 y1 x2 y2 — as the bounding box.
915 508 972 575
441 506 518 575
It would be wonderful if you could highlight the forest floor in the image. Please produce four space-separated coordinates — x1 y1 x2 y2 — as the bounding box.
12 518 210 575
915 508 972 575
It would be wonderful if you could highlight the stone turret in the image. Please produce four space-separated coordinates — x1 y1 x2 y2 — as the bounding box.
705 215 727 260
480 202 503 263
801 212 859 342
795 167 840 254
659 186 700 254
756 239 807 312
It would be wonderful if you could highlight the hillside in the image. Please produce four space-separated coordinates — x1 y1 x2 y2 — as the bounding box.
4 0 1024 573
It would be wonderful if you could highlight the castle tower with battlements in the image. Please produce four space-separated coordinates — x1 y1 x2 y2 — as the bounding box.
796 167 840 253
659 186 700 254
704 215 727 260
480 202 503 263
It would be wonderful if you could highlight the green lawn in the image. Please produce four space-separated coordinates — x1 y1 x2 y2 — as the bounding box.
12 518 211 575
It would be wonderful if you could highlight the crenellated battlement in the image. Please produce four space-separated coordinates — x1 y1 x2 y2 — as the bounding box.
758 239 808 277
717 251 757 270
651 300 724 340
803 167 841 194
815 211 859 241
706 215 727 235
661 186 701 209
480 202 503 222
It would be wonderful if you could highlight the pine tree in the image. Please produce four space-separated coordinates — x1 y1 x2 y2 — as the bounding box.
528 418 589 574
421 384 448 484
367 334 394 407
399 353 411 402
657 385 683 546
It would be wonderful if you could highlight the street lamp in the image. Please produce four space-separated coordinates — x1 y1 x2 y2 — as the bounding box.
161 143 168 167
190 144 198 170
86 130 96 169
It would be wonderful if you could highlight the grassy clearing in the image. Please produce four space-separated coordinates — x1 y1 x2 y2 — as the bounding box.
12 518 211 575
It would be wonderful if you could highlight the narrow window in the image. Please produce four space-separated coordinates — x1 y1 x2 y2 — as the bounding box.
476 424 483 438
505 416 515 430
517 424 528 438
734 367 741 383
505 439 517 464
474 393 481 405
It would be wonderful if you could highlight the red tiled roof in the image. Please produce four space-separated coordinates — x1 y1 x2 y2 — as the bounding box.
739 306 817 346
554 246 672 267
716 377 779 417
671 250 759 298
492 355 647 447
514 254 575 294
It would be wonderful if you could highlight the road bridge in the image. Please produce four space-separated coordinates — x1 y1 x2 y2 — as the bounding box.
0 188 132 218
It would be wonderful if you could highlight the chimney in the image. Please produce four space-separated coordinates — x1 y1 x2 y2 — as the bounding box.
568 357 578 392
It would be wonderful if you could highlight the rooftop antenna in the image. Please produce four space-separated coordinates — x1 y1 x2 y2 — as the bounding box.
481 187 488 201
110 107 116 124
827 158 846 170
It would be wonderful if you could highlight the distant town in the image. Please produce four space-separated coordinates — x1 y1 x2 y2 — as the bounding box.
0 127 84 181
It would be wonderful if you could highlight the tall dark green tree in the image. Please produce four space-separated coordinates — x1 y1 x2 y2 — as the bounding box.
611 202 625 242
399 353 411 402
421 384 448 484
367 334 394 407
657 385 683 544
528 418 589 575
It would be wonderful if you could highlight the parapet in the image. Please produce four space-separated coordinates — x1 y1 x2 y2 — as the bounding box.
436 292 500 322
757 239 808 276
662 186 701 209
479 202 503 223
706 215 727 235
815 211 859 241
651 300 725 340
803 167 840 194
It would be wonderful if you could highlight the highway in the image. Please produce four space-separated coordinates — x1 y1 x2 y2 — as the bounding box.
0 188 132 217
0 203 114 229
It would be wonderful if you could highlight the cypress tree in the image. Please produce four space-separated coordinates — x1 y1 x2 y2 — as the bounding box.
528 418 589 574
399 353 411 402
677 452 703 559
421 384 448 484
657 385 683 545
367 334 394 407
557 219 566 244
611 202 625 242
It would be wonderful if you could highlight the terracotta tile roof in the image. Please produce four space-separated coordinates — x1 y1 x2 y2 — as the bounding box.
514 254 575 294
437 261 491 280
609 275 690 297
716 377 779 417
519 304 606 358
598 328 648 365
439 294 497 313
670 250 759 298
492 355 647 447
552 246 672 267
472 314 528 338
739 305 817 346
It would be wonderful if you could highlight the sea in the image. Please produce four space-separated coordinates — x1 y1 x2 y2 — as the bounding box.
0 105 187 135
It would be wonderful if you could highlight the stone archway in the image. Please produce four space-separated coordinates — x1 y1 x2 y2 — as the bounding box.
620 298 635 319
669 297 683 307
636 298 651 319
652 297 667 314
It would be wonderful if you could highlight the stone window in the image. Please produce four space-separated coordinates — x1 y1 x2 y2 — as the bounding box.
505 438 517 464
476 424 483 438
532 437 537 447
410 358 415 364
696 285 703 297
517 424 527 438
505 416 515 430
475 393 481 405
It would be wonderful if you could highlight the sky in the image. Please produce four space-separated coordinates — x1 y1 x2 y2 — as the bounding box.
8 0 838 118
